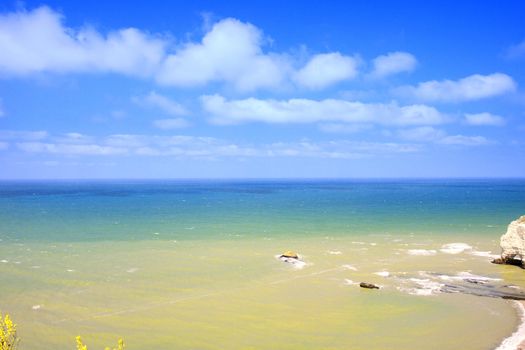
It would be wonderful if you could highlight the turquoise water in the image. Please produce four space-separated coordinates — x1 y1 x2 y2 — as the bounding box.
1 179 524 242
1 179 525 350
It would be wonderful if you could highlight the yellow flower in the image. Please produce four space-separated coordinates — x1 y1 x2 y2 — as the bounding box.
76 336 124 350
0 313 19 350
75 336 88 350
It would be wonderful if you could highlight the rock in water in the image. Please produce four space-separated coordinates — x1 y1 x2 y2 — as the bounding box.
359 282 380 289
280 251 299 259
497 215 525 268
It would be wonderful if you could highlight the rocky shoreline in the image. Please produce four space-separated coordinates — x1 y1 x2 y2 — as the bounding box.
493 216 525 269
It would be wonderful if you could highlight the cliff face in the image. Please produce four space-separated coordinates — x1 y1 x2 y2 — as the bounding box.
500 215 525 266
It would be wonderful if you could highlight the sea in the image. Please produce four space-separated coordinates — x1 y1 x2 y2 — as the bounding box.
0 179 524 350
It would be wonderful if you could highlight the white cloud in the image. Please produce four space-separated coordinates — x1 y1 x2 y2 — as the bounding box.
370 51 417 78
0 130 48 140
264 140 418 159
397 126 446 142
1 6 418 92
294 53 359 89
464 112 505 126
0 6 288 90
319 123 373 134
0 98 4 117
153 118 190 129
397 73 516 102
16 142 128 155
134 91 187 116
156 18 289 91
9 130 420 159
201 95 448 126
52 132 95 144
438 135 489 146
0 6 166 77
0 141 8 150
398 126 489 146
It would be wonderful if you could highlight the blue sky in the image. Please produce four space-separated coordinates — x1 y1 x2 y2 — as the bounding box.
0 0 524 179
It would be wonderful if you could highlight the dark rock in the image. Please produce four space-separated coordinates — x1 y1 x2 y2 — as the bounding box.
465 278 487 285
492 257 524 268
360 282 380 289
491 258 505 265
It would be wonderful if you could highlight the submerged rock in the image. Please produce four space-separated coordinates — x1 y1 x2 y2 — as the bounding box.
440 282 525 300
495 215 525 268
359 282 380 289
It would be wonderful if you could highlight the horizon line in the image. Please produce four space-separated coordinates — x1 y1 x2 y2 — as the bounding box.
1 176 524 182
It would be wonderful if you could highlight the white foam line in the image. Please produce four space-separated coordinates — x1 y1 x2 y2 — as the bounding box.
494 301 525 350
374 271 390 277
407 249 437 256
440 243 472 254
327 250 342 255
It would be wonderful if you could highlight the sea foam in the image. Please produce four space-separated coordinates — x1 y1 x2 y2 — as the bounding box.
440 243 472 254
407 249 437 256
276 255 307 269
327 250 342 255
495 301 525 350
469 250 499 259
374 271 390 277
398 278 444 296
437 271 502 283
344 279 358 286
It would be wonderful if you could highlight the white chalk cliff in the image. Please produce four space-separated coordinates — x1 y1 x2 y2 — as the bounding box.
500 215 525 263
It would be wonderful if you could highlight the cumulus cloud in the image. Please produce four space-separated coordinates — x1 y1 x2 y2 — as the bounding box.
397 73 516 102
201 95 448 126
153 118 190 129
0 6 166 77
156 18 289 91
370 51 417 78
133 91 187 116
294 53 359 89
464 112 505 126
0 6 408 91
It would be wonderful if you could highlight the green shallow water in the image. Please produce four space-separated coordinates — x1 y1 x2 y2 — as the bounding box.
1 236 525 349
0 180 524 349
